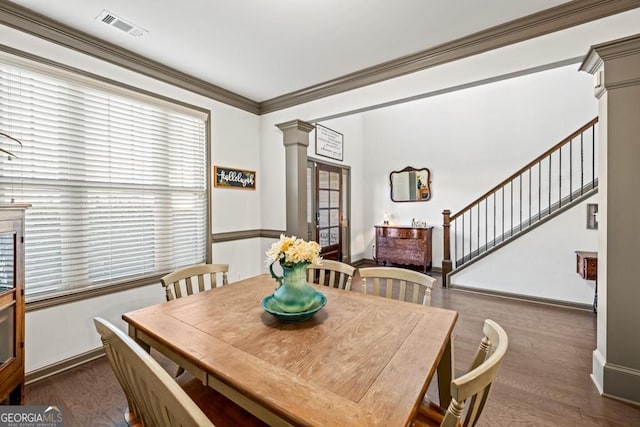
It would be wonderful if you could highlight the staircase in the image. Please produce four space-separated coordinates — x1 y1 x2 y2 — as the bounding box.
441 117 598 285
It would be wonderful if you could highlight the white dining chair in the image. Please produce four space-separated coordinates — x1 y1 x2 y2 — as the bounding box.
411 319 509 427
358 266 435 306
307 259 356 290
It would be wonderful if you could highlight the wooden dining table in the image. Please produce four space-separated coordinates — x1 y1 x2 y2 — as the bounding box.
123 273 458 427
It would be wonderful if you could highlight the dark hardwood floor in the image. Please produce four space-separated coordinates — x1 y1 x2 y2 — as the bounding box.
26 268 640 426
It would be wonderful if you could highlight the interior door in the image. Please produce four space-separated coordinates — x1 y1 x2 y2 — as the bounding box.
316 163 342 260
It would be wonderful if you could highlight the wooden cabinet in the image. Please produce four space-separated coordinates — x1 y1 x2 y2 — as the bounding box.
575 250 598 312
576 251 597 281
375 225 432 272
0 204 29 405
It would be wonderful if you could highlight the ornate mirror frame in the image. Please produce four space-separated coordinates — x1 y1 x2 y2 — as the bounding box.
389 167 432 202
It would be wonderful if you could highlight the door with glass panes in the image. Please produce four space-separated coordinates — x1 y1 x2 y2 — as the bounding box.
315 163 343 260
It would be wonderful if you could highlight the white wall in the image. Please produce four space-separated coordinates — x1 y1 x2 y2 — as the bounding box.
210 104 261 235
361 64 598 270
451 196 598 305
212 238 265 282
25 284 164 372
358 65 600 303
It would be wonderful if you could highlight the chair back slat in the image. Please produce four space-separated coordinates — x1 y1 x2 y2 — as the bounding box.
359 267 435 306
327 270 336 286
340 273 350 289
385 278 394 299
398 280 407 301
186 277 195 296
198 274 207 292
463 385 491 427
410 282 418 304
423 283 432 306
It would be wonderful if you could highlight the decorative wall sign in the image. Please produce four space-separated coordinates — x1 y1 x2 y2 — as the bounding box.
315 124 343 161
214 166 256 189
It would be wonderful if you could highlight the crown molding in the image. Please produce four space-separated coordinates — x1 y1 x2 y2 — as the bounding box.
1 0 638 116
0 0 260 114
582 32 640 65
258 0 640 114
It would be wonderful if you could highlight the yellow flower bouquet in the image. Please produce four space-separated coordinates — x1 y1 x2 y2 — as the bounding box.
265 234 322 268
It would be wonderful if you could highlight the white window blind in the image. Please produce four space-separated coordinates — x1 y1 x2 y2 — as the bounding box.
0 56 208 299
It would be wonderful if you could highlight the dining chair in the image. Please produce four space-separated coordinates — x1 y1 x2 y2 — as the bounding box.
307 259 356 290
358 266 435 305
161 263 229 301
160 263 229 377
93 317 215 427
411 319 509 427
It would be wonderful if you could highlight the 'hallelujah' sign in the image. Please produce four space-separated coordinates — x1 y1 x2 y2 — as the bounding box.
214 166 256 189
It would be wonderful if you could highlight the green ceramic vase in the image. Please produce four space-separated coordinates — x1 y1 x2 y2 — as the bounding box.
269 261 317 313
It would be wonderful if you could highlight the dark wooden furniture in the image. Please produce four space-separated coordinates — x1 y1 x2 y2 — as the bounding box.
375 225 432 272
0 204 29 405
575 251 598 312
123 274 458 426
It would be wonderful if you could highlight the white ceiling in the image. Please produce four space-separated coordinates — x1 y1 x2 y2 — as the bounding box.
10 0 572 102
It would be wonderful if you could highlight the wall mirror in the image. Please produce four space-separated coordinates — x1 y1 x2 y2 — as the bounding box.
390 167 431 202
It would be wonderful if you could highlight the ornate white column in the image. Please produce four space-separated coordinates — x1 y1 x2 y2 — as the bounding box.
275 119 314 238
580 33 640 405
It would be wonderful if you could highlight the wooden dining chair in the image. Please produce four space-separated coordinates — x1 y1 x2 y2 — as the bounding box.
358 266 435 305
160 263 229 377
93 317 215 427
411 319 509 427
307 259 356 290
161 263 229 301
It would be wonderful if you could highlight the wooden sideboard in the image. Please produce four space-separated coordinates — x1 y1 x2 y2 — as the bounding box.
375 225 433 272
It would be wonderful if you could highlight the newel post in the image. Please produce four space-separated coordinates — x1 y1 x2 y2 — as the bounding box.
442 209 452 287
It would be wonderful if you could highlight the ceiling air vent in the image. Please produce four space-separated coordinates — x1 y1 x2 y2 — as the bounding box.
95 10 147 37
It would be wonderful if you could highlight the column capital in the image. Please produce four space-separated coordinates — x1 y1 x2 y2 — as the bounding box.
580 33 640 97
276 119 315 133
581 33 640 73
276 120 315 147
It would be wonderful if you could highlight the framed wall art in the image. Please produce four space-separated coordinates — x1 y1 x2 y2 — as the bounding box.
213 166 256 190
315 124 343 161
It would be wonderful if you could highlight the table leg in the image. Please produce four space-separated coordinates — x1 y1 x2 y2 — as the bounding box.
593 280 598 313
128 324 151 353
437 335 453 408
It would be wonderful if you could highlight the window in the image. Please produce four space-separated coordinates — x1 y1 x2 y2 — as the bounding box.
0 54 209 300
